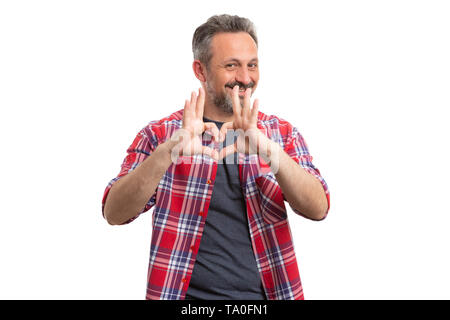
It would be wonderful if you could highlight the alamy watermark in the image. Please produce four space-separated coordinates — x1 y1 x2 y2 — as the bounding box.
169 128 281 174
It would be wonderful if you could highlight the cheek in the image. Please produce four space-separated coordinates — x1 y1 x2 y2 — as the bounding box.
251 71 260 82
220 72 237 85
209 70 236 89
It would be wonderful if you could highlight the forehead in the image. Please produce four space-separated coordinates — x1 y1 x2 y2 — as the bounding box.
210 32 258 62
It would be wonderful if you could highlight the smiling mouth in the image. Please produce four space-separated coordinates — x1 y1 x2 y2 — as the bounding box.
226 86 248 96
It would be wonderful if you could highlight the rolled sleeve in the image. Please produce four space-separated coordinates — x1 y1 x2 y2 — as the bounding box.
282 124 330 220
102 127 159 224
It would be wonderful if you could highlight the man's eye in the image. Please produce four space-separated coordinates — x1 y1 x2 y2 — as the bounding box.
226 64 236 68
248 64 258 69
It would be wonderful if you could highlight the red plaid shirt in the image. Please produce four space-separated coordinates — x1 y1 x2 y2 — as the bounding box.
102 108 330 300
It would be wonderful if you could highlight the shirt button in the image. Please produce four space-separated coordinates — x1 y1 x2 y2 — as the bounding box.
206 179 211 184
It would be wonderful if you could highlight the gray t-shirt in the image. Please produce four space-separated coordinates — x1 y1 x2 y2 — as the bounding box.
185 117 266 300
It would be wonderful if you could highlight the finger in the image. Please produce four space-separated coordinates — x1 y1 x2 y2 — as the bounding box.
218 143 236 161
232 85 242 120
219 121 234 142
251 98 259 122
242 87 252 118
182 99 191 125
190 91 198 117
202 146 219 161
196 87 205 119
203 122 219 142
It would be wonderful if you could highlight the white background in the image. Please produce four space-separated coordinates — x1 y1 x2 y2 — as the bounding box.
1 0 449 299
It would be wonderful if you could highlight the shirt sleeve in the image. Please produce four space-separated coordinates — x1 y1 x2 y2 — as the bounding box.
282 123 330 221
101 127 160 224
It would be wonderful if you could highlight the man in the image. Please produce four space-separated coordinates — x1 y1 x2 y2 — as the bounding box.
102 14 330 300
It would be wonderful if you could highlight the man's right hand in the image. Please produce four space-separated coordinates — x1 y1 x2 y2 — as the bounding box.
166 87 221 163
105 88 222 225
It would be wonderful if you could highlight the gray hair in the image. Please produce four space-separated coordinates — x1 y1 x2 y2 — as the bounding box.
192 14 258 69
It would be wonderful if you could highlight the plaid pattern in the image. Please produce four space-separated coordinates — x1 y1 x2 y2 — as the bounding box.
102 109 330 300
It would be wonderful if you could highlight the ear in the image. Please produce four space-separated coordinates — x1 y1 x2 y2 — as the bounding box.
193 60 207 82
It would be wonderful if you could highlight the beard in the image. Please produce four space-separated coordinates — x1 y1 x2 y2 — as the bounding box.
205 78 255 115
205 81 234 114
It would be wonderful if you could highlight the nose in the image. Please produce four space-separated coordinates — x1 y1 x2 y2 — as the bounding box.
235 67 251 86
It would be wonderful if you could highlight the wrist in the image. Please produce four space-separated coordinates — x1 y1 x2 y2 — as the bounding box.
256 132 277 157
257 135 281 172
266 140 281 162
157 139 180 165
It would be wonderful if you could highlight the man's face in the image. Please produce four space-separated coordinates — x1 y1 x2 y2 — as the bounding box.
204 32 259 114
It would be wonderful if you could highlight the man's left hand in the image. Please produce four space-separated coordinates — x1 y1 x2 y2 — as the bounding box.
218 86 277 162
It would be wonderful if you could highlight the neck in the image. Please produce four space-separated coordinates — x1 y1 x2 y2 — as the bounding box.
202 99 234 123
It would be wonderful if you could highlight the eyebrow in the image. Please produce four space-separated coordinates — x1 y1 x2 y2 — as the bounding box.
224 57 259 64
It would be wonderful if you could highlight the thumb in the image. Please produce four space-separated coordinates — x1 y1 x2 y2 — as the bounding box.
201 146 219 161
218 143 237 161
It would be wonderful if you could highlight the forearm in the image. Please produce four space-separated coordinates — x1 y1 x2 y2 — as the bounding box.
268 142 328 221
103 139 177 225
